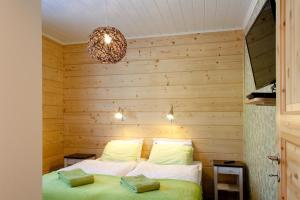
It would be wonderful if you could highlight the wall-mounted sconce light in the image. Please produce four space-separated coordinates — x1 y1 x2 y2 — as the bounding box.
114 107 124 120
166 105 174 122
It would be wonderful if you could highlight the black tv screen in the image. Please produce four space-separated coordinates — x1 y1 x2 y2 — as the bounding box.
246 0 276 90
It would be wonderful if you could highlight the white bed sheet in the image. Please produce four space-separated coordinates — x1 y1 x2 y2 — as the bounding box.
58 160 137 176
126 161 202 185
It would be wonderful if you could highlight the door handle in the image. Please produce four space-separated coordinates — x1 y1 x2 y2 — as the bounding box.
267 155 280 164
269 173 280 182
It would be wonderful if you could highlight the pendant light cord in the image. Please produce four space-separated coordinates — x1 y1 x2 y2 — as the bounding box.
105 0 108 27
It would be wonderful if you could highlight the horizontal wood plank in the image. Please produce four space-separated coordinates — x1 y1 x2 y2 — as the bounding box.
127 30 243 49
64 41 243 64
64 55 243 77
64 98 243 112
43 105 63 119
64 30 243 52
63 136 242 154
64 111 242 125
43 66 63 82
43 93 63 106
64 69 243 88
64 124 243 139
64 84 243 100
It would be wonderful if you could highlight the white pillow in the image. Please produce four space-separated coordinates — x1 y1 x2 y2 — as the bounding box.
108 139 144 160
59 160 137 176
153 138 192 146
126 161 200 184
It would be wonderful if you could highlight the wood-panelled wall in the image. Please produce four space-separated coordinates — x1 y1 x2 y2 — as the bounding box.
42 37 64 173
62 30 244 199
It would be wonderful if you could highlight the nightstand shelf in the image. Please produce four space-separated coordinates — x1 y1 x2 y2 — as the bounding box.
245 97 276 106
213 160 245 200
217 183 239 192
64 153 96 167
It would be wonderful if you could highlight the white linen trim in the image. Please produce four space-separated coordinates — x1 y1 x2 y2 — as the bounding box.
58 160 137 176
152 138 192 146
126 161 202 185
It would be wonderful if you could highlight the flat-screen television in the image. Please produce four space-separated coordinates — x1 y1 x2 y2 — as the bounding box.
246 0 276 90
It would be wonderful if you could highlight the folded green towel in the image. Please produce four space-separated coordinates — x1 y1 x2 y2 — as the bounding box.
58 169 94 187
120 175 160 193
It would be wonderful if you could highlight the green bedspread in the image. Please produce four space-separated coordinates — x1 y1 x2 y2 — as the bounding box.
43 172 202 200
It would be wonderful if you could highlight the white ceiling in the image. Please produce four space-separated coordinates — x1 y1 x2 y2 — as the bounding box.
42 0 255 44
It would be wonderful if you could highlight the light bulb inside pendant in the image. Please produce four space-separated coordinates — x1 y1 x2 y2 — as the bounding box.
104 34 112 44
166 113 174 121
166 105 174 121
114 112 123 120
114 107 124 120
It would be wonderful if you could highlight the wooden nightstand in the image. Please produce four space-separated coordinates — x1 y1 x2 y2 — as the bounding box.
64 153 96 167
213 160 245 200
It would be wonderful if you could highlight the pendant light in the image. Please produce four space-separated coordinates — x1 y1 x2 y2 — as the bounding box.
88 0 127 63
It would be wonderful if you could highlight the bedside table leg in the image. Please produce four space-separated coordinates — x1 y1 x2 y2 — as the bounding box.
239 168 243 200
214 166 218 200
64 159 67 167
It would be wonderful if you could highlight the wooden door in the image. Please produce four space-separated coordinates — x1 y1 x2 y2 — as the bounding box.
278 0 300 199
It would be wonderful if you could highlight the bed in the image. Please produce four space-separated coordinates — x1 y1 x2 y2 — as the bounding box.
42 139 203 200
43 173 201 200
